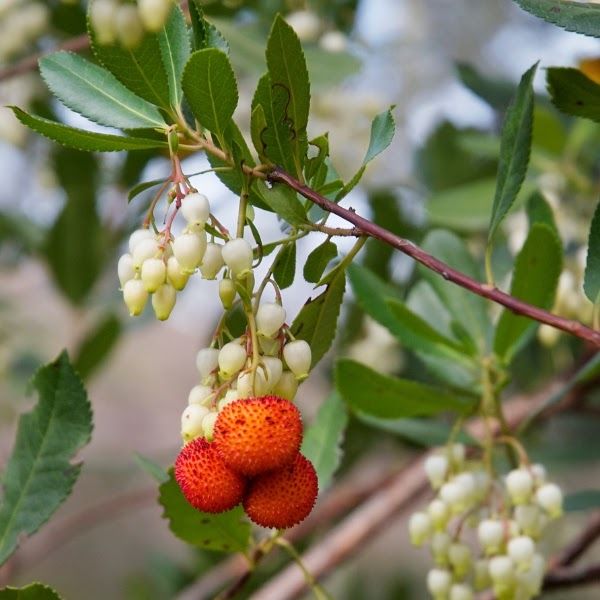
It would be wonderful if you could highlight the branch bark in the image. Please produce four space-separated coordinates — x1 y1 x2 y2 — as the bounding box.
268 167 600 348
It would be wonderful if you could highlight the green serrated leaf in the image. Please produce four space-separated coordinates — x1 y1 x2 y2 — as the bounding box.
45 148 104 305
39 52 165 129
128 178 167 203
134 453 169 484
159 5 191 109
584 200 600 303
514 0 600 37
257 182 307 226
182 49 238 145
273 242 296 290
250 103 268 161
11 107 167 152
0 351 93 565
0 583 62 599
304 240 338 283
301 392 348 493
488 63 537 244
291 271 346 367
159 470 251 554
336 359 473 419
90 22 171 109
73 314 121 380
547 67 600 123
494 223 562 362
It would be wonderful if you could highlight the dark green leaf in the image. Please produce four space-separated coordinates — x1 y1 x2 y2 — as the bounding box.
514 0 600 37
526 191 558 234
0 352 93 565
547 67 600 123
488 63 537 243
0 583 62 599
73 314 122 380
257 182 307 226
11 107 167 152
564 490 600 512
494 223 562 362
128 178 167 203
584 200 600 302
301 392 348 492
304 240 338 283
39 52 165 129
45 148 104 304
182 49 238 145
159 470 251 554
291 271 346 367
91 25 170 109
336 359 473 419
273 242 296 290
159 5 191 109
134 453 169 484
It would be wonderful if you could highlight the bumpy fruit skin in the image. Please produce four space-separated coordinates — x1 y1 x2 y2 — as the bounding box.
214 396 303 476
243 453 318 528
175 438 246 513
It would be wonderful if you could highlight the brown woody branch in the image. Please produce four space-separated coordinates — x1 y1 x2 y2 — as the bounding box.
543 563 600 591
268 167 600 348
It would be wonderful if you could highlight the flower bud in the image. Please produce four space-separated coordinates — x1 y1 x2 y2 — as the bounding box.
427 499 450 530
256 303 286 338
181 192 210 230
202 411 218 441
535 483 563 518
478 519 504 554
196 348 220 380
141 257 166 292
449 583 473 600
272 370 298 401
454 472 477 502
262 356 283 389
448 542 472 578
408 511 431 546
426 568 451 599
132 237 160 269
283 340 312 380
259 334 280 356
431 531 451 565
424 454 449 489
118 253 135 287
138 0 173 32
188 385 215 407
167 256 189 291
90 0 118 45
222 238 253 278
218 342 247 379
219 278 236 309
115 4 144 48
181 404 210 443
237 369 270 398
505 469 534 505
507 536 535 571
128 228 154 254
173 232 207 273
450 443 466 467
516 553 545 596
488 555 515 585
200 243 224 279
531 463 546 485
440 481 469 513
286 10 320 42
474 559 491 591
319 30 348 53
123 279 148 316
218 389 239 411
514 505 544 538
152 283 176 320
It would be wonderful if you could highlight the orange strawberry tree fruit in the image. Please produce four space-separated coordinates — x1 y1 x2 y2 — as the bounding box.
1 1 600 599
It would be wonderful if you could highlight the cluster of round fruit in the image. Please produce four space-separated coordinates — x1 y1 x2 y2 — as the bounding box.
408 446 563 600
181 326 312 443
118 191 257 322
175 395 318 529
0 1 49 62
90 0 174 48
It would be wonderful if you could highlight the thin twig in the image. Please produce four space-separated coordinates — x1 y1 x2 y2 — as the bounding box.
550 511 600 569
543 563 600 591
268 167 600 348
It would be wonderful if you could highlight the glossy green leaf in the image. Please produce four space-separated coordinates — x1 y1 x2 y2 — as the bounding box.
547 67 600 123
73 314 122 380
257 182 307 226
264 14 310 175
564 490 600 512
336 359 473 419
159 5 191 109
91 25 170 109
128 178 166 203
514 0 600 37
584 200 600 302
488 63 537 244
0 352 93 565
0 583 62 599
39 52 165 129
189 1 229 53
273 242 296 290
11 107 167 152
159 470 251 554
182 49 238 145
304 240 338 283
494 223 562 362
301 392 348 492
291 271 346 367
